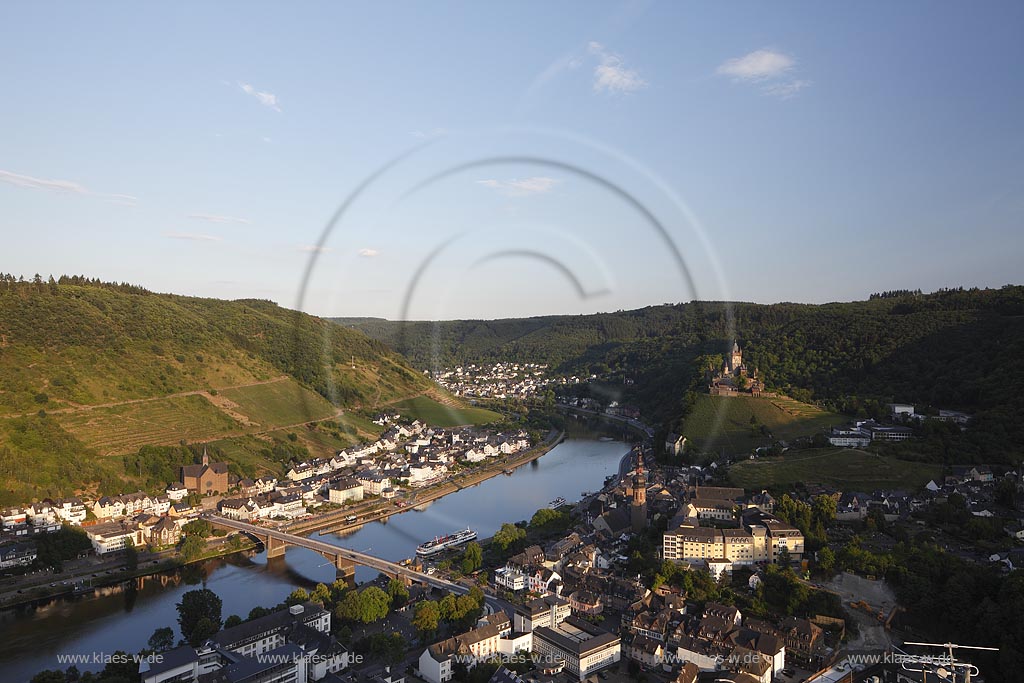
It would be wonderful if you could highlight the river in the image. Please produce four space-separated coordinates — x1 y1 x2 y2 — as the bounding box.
0 435 629 681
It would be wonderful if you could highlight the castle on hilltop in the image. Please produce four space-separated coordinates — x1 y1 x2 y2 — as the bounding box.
708 341 767 396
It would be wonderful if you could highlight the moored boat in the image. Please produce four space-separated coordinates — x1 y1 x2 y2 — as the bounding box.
415 528 478 557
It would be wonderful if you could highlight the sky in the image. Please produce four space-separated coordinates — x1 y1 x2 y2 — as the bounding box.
2 1 1023 320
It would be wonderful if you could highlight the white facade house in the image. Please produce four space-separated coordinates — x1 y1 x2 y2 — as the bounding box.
418 647 453 683
86 521 145 554
55 498 87 525
166 483 189 502
328 480 364 505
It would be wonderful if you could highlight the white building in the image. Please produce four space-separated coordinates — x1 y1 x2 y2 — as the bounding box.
532 615 620 681
86 521 145 554
328 479 364 505
166 483 189 502
54 498 87 525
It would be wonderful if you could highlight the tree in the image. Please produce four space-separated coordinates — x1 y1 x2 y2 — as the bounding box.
439 593 458 622
529 507 562 529
461 542 483 574
177 589 223 646
337 586 390 624
817 547 836 574
359 586 391 623
124 537 138 571
412 600 441 638
310 582 332 606
147 626 175 653
995 476 1017 508
492 523 526 552
387 577 410 609
248 606 272 621
287 587 309 606
180 534 206 562
183 519 213 538
191 617 220 645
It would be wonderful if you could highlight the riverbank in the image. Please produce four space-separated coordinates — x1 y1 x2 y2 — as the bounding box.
0 435 628 683
0 431 564 609
0 534 258 610
288 429 566 537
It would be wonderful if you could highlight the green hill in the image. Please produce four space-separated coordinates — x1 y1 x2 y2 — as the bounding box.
389 395 503 427
0 276 432 503
728 447 943 491
336 286 1024 463
679 394 840 455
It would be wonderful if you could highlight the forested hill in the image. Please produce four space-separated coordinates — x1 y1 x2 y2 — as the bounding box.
0 275 432 502
336 286 1024 460
0 275 429 415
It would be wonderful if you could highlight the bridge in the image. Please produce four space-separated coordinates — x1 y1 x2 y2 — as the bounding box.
208 515 469 593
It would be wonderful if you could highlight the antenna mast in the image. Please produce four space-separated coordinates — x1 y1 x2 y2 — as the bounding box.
897 641 999 683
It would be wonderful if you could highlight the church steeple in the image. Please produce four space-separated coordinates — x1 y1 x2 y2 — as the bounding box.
631 451 648 532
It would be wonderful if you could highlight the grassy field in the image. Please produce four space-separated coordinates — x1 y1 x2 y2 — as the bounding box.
219 378 337 427
57 394 243 456
728 448 942 491
682 394 841 454
389 395 502 427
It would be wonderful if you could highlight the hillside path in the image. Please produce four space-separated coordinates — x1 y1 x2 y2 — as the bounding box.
0 375 291 419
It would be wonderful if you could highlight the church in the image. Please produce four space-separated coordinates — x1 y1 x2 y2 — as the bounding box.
708 342 766 396
180 449 230 494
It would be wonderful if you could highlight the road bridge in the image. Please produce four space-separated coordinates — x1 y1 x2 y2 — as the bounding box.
208 515 468 592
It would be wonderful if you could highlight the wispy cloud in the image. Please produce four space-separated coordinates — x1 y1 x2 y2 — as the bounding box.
716 48 811 98
106 193 139 206
164 232 222 242
238 82 281 112
0 169 88 193
762 79 812 99
476 177 561 197
358 248 379 258
588 42 647 94
0 169 137 204
298 245 333 254
187 213 250 225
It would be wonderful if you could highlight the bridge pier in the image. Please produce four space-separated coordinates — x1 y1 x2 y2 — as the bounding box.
265 535 287 559
331 554 356 582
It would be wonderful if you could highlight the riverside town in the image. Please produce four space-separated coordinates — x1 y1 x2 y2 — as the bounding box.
3 4 1022 683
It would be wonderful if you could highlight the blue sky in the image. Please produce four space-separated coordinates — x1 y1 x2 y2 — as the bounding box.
2 2 1022 319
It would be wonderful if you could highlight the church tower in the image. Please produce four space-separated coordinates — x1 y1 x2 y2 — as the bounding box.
631 452 648 533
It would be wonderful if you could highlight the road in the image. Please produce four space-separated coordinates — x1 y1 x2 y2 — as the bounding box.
558 403 655 439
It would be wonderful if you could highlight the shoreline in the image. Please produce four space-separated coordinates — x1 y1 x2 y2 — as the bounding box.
0 430 573 610
288 428 567 537
0 535 258 611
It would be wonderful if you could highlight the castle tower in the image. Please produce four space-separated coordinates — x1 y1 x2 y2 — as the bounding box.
631 452 648 533
728 341 743 374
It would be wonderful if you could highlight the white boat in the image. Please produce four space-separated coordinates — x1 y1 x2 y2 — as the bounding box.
416 528 478 557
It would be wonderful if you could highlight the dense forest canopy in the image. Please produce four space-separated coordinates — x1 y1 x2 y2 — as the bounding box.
337 286 1024 461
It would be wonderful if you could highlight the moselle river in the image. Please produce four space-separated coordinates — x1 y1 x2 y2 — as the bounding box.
0 436 629 681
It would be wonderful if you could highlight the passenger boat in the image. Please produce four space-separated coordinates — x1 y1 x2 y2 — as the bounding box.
415 528 478 557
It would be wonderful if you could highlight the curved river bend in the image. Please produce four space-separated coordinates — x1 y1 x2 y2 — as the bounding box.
0 436 629 682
